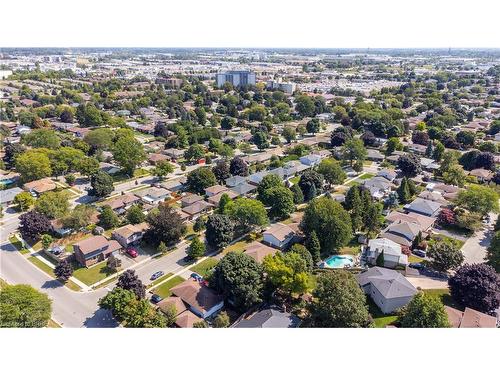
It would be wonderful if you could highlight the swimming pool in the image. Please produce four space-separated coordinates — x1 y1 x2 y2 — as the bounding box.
323 255 354 268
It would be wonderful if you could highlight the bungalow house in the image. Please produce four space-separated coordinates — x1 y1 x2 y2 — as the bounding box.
181 201 214 220
247 171 270 186
0 186 23 206
180 193 204 208
299 154 322 166
99 162 120 175
23 178 56 195
112 222 149 248
417 191 448 205
148 153 169 165
160 177 186 192
385 211 436 232
405 198 442 217
362 177 394 200
430 183 460 200
225 175 247 188
469 168 493 182
170 280 224 319
420 157 440 172
157 296 204 328
106 194 141 215
207 190 238 206
164 148 185 161
356 267 417 314
377 169 397 182
204 185 228 197
230 182 257 197
243 241 278 263
50 218 73 237
381 221 422 247
135 187 171 205
263 223 296 249
284 160 309 174
445 306 497 328
408 143 427 154
73 235 122 267
233 307 301 328
365 238 408 268
366 149 385 161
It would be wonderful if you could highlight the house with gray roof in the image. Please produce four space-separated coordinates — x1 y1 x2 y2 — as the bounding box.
381 221 422 247
356 267 417 314
233 306 301 328
405 198 442 217
0 187 23 206
230 182 257 196
362 176 394 200
225 175 247 187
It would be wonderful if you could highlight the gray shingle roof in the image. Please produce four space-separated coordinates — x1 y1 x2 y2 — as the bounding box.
356 267 417 299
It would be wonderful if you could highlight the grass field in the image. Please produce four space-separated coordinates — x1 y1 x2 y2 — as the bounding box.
429 234 465 250
27 256 81 291
190 257 219 277
152 276 185 298
72 262 116 286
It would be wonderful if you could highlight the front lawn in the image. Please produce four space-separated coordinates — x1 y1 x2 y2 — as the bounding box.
367 297 399 328
9 236 29 254
27 256 81 291
408 255 424 263
112 168 150 183
358 173 375 180
152 276 185 298
190 257 219 277
222 234 263 255
72 261 116 286
423 289 462 310
147 272 173 288
428 234 465 250
289 176 300 185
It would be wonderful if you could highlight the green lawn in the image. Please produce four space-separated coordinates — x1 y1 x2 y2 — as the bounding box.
147 273 173 288
223 234 263 255
190 257 219 277
72 261 117 286
423 289 462 310
367 297 399 328
339 237 361 255
152 276 185 298
112 168 150 183
428 234 465 250
408 255 424 263
9 236 30 254
358 173 375 180
289 176 300 185
27 256 81 291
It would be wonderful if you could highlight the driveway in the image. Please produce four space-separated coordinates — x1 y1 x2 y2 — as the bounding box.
461 213 497 264
407 277 449 290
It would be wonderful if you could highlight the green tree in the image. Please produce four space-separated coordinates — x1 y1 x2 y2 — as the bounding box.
456 185 499 216
99 205 120 229
193 320 209 328
21 129 60 149
212 311 230 328
282 126 296 143
76 157 99 178
486 231 500 272
439 150 460 175
397 177 412 203
290 183 304 204
35 191 70 219
295 95 315 117
62 204 97 230
342 138 367 167
385 137 403 155
145 204 186 245
210 252 264 311
83 128 114 152
432 140 445 161
186 167 216 195
157 241 168 254
54 259 74 282
218 193 231 213
263 252 310 296
185 144 205 162
187 236 205 259
306 118 320 134
399 293 450 328
300 197 352 254
310 271 371 328
205 214 234 250
0 285 52 328
15 150 52 182
126 205 145 224
41 234 53 250
442 164 466 187
376 251 385 267
257 174 283 205
305 231 321 264
13 192 34 212
266 186 295 220
227 198 269 232
290 243 313 271
90 171 114 197
113 136 146 176
317 158 346 187
152 160 174 180
427 241 464 273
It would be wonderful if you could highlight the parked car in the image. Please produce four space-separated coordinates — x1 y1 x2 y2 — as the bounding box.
126 247 138 258
413 249 427 258
190 272 203 282
151 294 163 304
150 271 164 280
409 262 424 269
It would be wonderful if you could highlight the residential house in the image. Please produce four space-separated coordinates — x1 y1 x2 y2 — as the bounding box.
148 153 169 165
356 267 417 314
207 190 238 206
112 222 149 248
377 169 397 182
405 198 442 217
469 168 493 182
204 185 228 197
230 182 257 197
99 162 120 175
0 186 23 206
299 154 321 166
362 177 394 200
420 157 440 172
364 238 408 268
164 148 185 161
225 175 247 187
445 306 497 328
135 187 171 205
366 148 385 161
385 211 436 232
181 201 213 220
243 241 278 263
180 193 204 208
23 178 56 195
106 194 141 215
73 235 122 267
417 191 448 205
247 171 270 186
381 221 422 247
170 280 224 319
233 307 301 328
430 183 460 200
263 223 296 249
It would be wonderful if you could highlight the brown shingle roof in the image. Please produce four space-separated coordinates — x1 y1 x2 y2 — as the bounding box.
175 310 203 328
157 296 188 316
170 280 223 316
243 241 278 263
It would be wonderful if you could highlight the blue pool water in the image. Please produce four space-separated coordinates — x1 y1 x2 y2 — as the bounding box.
324 255 354 268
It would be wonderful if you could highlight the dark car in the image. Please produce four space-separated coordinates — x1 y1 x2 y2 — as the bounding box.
190 272 203 282
409 262 424 269
413 250 426 258
151 294 163 304
150 271 165 281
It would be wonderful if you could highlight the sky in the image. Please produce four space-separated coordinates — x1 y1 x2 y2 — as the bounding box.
1 0 499 48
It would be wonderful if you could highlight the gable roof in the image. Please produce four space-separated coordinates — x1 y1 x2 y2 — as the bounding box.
368 238 402 257
175 310 203 328
263 223 296 242
406 198 442 216
243 241 278 263
234 307 301 328
170 280 223 315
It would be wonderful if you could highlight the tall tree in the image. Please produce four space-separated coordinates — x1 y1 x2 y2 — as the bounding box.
35 191 70 219
54 259 74 282
90 171 114 197
145 204 186 245
427 241 464 273
186 167 216 195
455 185 499 216
113 136 146 176
397 154 422 177
229 156 249 177
212 159 230 183
98 205 120 229
227 198 269 232
0 285 52 328
19 210 51 241
310 271 371 328
263 252 310 296
205 214 234 250
187 236 205 259
399 293 450 328
317 158 346 187
486 231 500 272
116 270 146 299
305 231 321 264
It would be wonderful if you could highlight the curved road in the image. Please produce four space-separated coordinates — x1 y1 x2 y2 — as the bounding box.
0 240 117 328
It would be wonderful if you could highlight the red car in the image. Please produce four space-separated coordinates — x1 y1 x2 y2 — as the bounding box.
126 247 138 258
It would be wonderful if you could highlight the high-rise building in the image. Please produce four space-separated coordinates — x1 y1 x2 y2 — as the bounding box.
215 71 256 88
